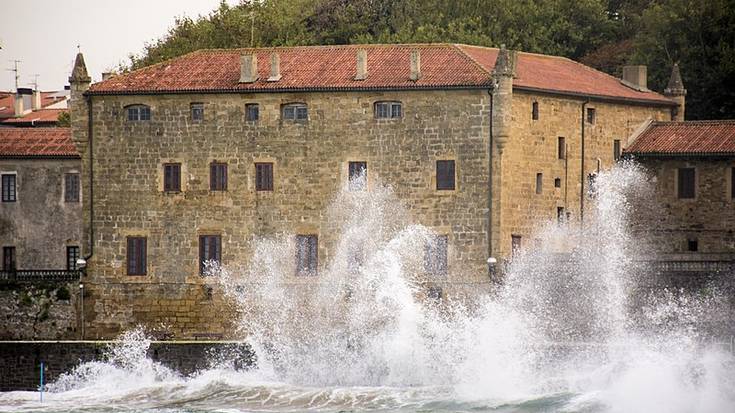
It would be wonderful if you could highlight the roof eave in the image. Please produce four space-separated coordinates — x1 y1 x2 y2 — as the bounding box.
84 84 494 96
623 152 735 159
0 154 81 160
513 86 677 107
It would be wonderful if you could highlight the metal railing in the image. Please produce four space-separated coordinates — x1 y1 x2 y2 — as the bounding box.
644 261 735 273
0 270 81 282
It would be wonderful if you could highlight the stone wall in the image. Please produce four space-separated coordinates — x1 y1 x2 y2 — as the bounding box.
495 91 671 257
0 282 79 340
0 341 253 391
0 158 83 269
630 157 735 254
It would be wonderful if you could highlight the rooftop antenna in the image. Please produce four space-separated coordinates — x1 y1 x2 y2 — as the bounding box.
6 59 21 90
29 74 40 90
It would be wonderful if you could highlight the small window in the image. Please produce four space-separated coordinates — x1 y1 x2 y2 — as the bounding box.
67 246 80 271
163 163 181 192
554 178 561 188
126 237 147 276
586 107 596 124
424 235 448 276
348 161 367 191
282 103 308 121
532 101 539 120
678 168 695 199
436 160 455 191
2 174 16 202
191 103 204 122
126 105 151 121
296 234 318 276
536 173 543 194
731 167 734 199
687 238 698 252
246 104 259 122
2 246 16 271
65 173 80 202
613 139 622 162
375 101 402 119
558 137 566 159
210 162 228 191
199 235 222 275
511 235 522 260
255 162 274 191
557 207 565 224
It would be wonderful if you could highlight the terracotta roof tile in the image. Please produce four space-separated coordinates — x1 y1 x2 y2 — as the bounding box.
0 91 68 119
1 109 66 125
625 120 735 156
0 127 78 158
88 44 675 105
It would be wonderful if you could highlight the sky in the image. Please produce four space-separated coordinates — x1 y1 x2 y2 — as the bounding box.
0 0 238 92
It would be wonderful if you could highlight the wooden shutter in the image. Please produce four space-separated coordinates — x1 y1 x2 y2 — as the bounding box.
127 237 146 275
678 168 695 199
558 137 565 159
256 163 273 191
436 160 455 190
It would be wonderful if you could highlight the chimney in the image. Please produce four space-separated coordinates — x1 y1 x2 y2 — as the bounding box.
102 72 113 81
240 53 259 83
355 49 367 80
410 50 421 81
32 89 42 111
13 91 24 117
621 65 649 91
267 53 281 82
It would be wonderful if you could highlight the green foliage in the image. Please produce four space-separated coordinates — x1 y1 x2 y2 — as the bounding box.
125 0 733 119
57 111 70 127
55 286 71 301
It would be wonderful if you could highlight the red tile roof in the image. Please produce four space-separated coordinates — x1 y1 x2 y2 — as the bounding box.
625 120 735 156
1 109 66 125
0 91 68 119
88 44 675 106
0 127 78 158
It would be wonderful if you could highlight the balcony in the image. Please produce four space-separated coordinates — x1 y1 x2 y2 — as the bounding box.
0 270 81 283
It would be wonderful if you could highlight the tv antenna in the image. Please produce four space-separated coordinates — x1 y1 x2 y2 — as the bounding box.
29 74 40 90
6 60 21 90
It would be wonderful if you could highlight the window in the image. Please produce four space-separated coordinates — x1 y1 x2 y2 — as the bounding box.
586 107 596 124
246 104 259 122
126 237 147 276
687 238 698 252
126 105 151 121
2 246 16 271
558 137 566 159
163 163 181 192
532 101 539 120
436 160 455 190
375 101 402 119
295 235 318 276
191 103 204 122
199 235 222 275
282 103 308 121
424 235 448 276
348 161 367 191
255 162 274 191
427 286 443 301
554 177 562 188
677 168 695 199
557 207 565 224
613 139 622 162
65 173 80 202
731 167 734 199
2 174 16 202
588 173 598 197
66 246 80 271
210 162 228 191
511 235 522 260
535 173 543 194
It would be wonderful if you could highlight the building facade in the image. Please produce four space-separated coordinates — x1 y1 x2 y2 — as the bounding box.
69 44 681 338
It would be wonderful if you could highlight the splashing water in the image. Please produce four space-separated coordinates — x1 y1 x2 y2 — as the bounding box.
1 164 734 413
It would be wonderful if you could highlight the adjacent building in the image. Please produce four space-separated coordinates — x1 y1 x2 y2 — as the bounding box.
68 44 683 338
0 88 69 127
0 128 82 275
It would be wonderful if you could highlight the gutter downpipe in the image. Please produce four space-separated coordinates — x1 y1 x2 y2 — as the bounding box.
487 85 495 275
580 99 589 226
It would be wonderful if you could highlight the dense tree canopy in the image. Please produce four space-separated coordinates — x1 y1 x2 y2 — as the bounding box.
126 0 735 120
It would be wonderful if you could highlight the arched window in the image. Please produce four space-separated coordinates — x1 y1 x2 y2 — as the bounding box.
282 103 308 121
126 104 151 121
374 101 402 119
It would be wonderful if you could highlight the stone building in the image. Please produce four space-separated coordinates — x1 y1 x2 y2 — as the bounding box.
69 44 682 338
0 127 82 273
625 119 735 263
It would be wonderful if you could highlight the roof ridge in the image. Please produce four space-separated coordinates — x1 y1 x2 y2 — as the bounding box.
195 43 458 54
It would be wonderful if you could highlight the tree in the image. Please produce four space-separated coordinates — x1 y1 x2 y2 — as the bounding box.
57 111 70 127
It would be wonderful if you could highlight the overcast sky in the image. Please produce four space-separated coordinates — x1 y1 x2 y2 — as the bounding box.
0 0 238 92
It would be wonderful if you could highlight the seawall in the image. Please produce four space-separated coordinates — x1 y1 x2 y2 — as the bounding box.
0 341 254 391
